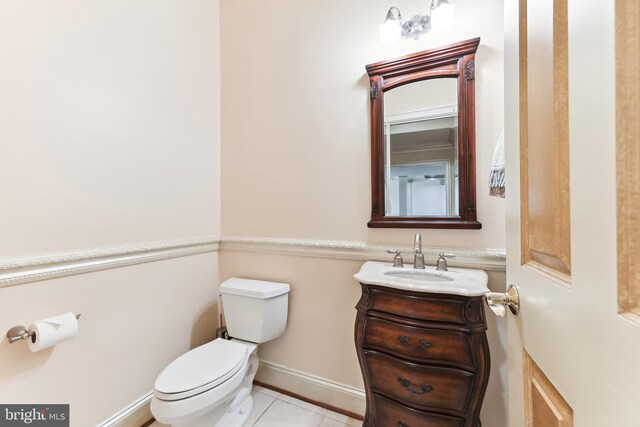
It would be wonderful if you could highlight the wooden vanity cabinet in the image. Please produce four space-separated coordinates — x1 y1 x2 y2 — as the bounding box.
355 283 490 427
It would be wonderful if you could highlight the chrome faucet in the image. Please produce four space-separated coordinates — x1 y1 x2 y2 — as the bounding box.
413 233 425 269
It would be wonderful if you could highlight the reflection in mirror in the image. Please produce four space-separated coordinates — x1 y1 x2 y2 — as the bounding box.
384 78 458 217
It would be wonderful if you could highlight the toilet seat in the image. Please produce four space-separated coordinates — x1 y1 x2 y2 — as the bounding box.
154 339 249 401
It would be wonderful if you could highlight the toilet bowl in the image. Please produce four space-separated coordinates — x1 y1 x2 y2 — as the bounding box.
151 339 258 427
151 278 290 427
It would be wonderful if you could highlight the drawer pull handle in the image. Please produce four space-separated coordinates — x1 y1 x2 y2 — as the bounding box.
397 376 433 395
397 335 432 351
398 422 410 427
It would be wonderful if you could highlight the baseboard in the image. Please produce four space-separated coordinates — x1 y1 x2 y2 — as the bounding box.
97 364 363 427
98 391 153 427
255 360 366 417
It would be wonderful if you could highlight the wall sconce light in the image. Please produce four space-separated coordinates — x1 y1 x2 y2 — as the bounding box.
379 0 455 45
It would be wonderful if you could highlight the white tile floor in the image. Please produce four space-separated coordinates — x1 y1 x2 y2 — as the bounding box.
150 385 362 427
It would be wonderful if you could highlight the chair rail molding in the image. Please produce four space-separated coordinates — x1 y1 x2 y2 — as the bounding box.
0 237 505 288
221 237 506 271
0 238 220 288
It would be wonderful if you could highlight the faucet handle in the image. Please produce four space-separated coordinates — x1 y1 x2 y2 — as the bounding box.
387 249 404 268
436 252 455 271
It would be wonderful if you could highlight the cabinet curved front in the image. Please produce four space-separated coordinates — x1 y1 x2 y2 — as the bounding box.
354 283 490 427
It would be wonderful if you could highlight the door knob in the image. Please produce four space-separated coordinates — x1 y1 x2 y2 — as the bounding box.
485 284 520 316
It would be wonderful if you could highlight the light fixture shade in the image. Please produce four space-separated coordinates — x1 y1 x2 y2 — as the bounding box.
379 8 402 45
431 0 455 31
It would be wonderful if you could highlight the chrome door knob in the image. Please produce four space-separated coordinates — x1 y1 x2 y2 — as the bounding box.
485 284 520 316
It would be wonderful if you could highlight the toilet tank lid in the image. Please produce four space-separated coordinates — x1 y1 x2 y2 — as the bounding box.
221 278 290 298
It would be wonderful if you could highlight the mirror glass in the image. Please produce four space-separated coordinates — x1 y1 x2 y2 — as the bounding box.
384 78 458 217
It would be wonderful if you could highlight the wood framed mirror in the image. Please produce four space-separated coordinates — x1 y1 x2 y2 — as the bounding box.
366 37 481 229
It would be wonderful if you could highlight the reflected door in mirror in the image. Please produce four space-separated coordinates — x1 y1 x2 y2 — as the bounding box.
384 78 459 217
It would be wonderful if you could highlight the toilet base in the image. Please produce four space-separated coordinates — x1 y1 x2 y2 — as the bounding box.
172 393 253 427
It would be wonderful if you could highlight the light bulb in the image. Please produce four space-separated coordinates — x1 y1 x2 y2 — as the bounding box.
379 8 402 45
431 1 455 31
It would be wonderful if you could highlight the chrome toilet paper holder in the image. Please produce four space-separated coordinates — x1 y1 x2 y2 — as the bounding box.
6 313 81 344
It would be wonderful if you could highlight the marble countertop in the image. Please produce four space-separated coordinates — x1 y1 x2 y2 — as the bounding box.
354 261 489 297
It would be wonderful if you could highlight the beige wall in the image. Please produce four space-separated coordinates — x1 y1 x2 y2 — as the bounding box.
0 1 507 425
0 255 220 426
221 0 506 425
1 1 221 258
220 253 365 386
221 0 504 249
0 1 221 425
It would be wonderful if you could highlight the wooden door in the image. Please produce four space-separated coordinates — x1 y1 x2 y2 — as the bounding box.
504 0 640 426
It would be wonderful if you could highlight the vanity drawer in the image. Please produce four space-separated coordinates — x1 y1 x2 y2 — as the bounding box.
369 288 467 325
363 317 474 370
373 393 464 427
365 350 474 415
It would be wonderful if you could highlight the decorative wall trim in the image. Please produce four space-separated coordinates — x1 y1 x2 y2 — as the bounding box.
221 237 506 271
0 236 505 288
0 239 220 288
98 391 153 427
255 360 366 417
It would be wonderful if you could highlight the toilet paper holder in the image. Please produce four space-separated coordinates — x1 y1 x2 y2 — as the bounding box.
6 313 81 344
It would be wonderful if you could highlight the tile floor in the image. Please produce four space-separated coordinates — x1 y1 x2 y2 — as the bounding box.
150 385 362 427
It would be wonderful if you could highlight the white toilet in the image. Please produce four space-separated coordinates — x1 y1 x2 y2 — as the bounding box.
151 278 290 427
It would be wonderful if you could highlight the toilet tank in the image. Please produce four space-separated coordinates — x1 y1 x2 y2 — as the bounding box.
220 278 290 343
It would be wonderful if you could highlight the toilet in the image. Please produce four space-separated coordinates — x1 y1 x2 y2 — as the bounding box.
151 278 290 427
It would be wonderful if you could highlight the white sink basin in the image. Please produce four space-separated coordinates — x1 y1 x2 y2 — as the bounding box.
384 271 453 282
354 261 489 296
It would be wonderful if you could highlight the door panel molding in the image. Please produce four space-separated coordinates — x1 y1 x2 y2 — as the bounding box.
519 0 571 285
616 0 640 321
523 351 573 427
